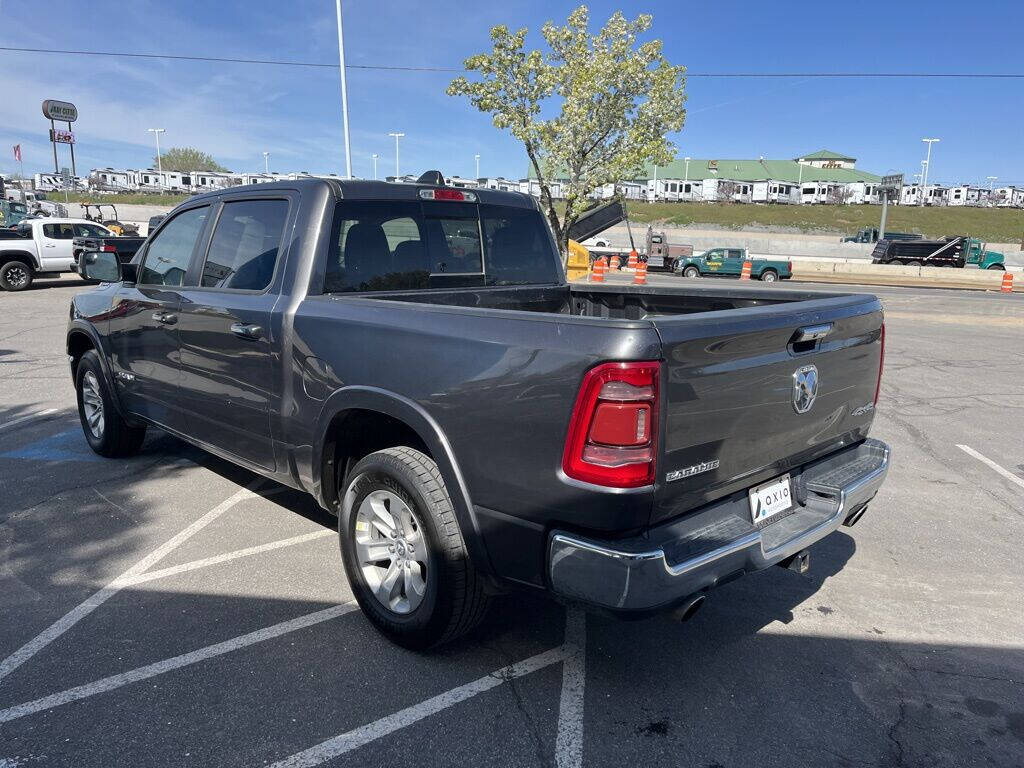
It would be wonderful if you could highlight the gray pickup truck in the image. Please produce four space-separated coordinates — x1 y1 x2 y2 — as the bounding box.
71 175 890 648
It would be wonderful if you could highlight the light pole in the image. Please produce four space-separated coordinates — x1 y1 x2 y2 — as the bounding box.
986 175 997 191
263 152 270 175
388 132 404 178
148 128 165 190
920 160 928 204
920 138 939 206
335 0 353 178
651 163 657 203
683 156 691 200
372 154 378 180
474 154 480 179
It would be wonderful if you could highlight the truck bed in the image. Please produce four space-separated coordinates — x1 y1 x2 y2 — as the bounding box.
321 281 882 547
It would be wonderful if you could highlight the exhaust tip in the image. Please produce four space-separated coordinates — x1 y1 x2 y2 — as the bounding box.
673 595 706 623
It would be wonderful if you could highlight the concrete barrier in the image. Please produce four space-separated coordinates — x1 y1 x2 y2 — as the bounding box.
791 261 1021 292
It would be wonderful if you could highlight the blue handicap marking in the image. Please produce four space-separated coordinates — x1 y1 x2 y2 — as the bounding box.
1 429 105 463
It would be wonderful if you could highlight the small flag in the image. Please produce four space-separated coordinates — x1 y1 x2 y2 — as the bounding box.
12 144 21 162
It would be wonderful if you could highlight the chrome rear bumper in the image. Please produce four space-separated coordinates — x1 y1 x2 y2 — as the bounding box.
548 438 891 613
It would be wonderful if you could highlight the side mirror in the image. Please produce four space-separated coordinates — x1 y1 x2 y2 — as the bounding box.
80 250 122 282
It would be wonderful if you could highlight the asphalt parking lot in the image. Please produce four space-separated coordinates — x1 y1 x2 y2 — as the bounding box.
2 275 1023 768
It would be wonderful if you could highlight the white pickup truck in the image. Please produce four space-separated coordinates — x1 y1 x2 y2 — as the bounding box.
0 218 113 291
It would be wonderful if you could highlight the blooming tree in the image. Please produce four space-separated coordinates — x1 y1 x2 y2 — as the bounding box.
447 6 686 256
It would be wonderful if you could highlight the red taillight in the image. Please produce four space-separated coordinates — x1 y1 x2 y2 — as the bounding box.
874 323 885 406
562 361 660 488
101 244 117 253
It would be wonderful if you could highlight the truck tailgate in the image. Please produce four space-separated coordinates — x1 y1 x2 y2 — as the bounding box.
651 294 883 525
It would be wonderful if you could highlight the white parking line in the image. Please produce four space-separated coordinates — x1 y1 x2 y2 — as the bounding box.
0 408 58 431
0 483 259 684
0 603 357 724
555 608 587 768
267 646 570 768
956 445 1024 490
123 529 335 586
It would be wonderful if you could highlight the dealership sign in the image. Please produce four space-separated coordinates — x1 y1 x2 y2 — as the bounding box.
50 128 75 144
42 100 78 122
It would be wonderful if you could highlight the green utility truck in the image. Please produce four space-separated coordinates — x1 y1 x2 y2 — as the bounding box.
674 248 793 282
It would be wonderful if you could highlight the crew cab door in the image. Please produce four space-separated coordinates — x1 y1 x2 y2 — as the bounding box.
703 249 725 274
38 222 76 271
174 195 292 470
107 204 211 432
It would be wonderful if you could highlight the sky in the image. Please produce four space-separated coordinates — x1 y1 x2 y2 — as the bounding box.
1 0 1022 186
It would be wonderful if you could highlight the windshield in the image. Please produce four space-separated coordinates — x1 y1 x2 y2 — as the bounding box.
325 200 560 293
10 202 27 214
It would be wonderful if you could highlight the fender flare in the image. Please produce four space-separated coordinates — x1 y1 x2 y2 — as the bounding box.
313 385 494 576
66 320 133 422
0 249 40 271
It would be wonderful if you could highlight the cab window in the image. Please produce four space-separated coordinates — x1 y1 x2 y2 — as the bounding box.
43 223 76 240
199 199 289 290
138 206 209 286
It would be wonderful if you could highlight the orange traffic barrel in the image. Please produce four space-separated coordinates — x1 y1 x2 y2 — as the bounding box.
611 255 620 270
740 260 752 280
591 258 606 283
1001 272 1014 293
633 258 648 285
627 250 638 269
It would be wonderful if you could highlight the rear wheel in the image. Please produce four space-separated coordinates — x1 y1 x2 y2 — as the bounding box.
683 265 701 278
75 350 146 457
0 260 34 291
759 269 778 282
906 260 922 267
339 447 490 649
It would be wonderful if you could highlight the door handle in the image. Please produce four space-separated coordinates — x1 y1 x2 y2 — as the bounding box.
152 311 177 325
230 322 262 339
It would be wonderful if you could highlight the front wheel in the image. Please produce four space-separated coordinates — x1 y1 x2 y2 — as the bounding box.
0 260 34 291
682 266 701 278
759 269 778 282
339 447 490 649
76 350 146 457
986 263 1005 270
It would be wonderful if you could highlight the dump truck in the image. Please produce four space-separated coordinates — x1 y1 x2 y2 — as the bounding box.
870 236 1005 270
568 198 693 271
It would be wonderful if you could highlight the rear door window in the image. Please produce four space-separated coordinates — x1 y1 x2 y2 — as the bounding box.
199 199 289 290
138 206 209 286
43 223 75 239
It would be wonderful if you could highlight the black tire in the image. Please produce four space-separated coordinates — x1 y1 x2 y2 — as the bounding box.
75 350 146 457
906 260 922 267
0 260 34 291
339 447 490 649
987 263 1005 270
683 265 701 278
759 269 778 282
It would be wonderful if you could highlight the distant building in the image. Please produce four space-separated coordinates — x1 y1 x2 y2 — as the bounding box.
794 149 858 170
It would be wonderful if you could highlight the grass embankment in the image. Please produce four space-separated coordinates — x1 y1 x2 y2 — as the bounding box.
567 202 1024 243
59 192 189 206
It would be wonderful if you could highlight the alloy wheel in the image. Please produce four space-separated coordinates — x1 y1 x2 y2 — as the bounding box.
354 489 427 614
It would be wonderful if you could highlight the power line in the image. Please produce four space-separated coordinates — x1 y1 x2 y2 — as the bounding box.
2 46 1024 78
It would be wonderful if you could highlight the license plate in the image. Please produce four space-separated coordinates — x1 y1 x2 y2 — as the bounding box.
748 474 793 524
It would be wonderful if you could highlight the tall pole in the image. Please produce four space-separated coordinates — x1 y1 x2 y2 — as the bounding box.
372 153 378 180
920 160 927 204
652 163 657 202
50 119 58 173
474 153 480 179
388 132 404 178
263 152 270 174
335 0 353 179
986 176 997 191
148 128 165 191
920 138 939 206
